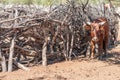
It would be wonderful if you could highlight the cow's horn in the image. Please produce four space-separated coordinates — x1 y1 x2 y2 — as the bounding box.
99 21 106 26
86 22 91 25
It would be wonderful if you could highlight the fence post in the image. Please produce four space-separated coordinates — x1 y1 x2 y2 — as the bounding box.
8 34 16 72
42 37 48 66
0 48 7 72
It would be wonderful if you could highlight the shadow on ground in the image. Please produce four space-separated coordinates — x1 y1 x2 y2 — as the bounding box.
27 74 67 80
102 51 120 65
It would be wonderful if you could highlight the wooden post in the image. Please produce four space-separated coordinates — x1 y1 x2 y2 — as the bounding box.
8 35 16 72
69 33 74 61
0 48 7 72
66 33 70 61
117 17 120 41
42 37 48 66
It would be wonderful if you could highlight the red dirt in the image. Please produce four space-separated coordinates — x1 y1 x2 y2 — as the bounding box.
0 45 120 80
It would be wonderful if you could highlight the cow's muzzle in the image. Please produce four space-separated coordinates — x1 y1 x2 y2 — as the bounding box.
92 37 98 42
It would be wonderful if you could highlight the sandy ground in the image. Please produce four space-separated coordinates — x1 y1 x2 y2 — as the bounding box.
0 45 120 80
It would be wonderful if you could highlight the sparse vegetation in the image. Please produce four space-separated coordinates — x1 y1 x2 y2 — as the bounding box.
0 0 119 6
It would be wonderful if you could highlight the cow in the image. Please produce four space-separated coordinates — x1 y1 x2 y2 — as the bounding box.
84 17 109 59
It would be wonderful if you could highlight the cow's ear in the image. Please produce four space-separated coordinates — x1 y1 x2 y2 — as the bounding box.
99 21 106 26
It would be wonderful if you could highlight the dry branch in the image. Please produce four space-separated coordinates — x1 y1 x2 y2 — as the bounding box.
13 60 30 71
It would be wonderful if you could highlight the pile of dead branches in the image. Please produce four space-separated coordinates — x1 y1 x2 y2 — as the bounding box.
0 1 118 72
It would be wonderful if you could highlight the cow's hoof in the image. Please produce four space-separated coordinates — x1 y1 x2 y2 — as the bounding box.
90 56 95 59
102 54 107 58
98 56 103 60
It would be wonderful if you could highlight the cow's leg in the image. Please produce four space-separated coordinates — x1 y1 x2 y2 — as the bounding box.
103 35 108 57
98 41 103 60
103 40 107 57
90 41 95 59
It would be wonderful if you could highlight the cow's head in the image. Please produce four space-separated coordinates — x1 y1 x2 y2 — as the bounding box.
84 21 106 42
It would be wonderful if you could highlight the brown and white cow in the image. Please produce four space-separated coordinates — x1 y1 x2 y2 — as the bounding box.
84 18 109 59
